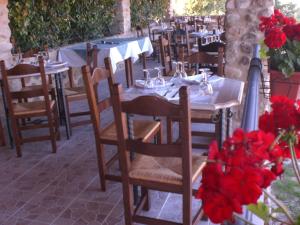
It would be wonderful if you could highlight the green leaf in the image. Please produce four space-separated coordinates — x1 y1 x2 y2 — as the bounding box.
247 202 270 222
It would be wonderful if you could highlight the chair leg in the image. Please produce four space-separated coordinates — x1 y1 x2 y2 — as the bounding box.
166 118 173 144
141 187 150 211
11 118 21 157
47 111 57 154
53 105 61 141
65 98 72 136
122 183 134 225
96 144 107 191
183 189 192 225
0 119 6 146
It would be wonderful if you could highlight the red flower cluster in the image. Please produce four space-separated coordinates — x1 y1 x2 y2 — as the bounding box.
259 9 298 49
259 96 300 161
197 129 279 223
264 28 287 49
259 96 300 134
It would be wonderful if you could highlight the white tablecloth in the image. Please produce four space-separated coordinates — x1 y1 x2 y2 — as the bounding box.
123 76 244 111
58 36 153 72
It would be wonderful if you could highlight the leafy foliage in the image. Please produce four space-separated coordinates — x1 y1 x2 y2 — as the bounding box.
185 0 226 16
130 0 169 27
8 0 115 51
247 202 270 222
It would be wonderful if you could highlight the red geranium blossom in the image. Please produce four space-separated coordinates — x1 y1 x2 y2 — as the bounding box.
264 27 287 49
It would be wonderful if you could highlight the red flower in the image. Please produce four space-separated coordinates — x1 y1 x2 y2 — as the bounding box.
261 169 277 188
283 24 296 39
259 111 276 134
264 27 287 49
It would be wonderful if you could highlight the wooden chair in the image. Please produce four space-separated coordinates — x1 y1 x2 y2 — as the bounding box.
112 84 206 225
167 50 224 150
158 34 174 76
0 58 60 157
186 49 224 76
64 43 98 134
0 119 6 146
81 57 162 191
136 25 144 37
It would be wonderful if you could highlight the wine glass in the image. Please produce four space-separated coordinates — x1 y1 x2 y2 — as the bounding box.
199 68 213 96
143 69 154 88
154 67 165 87
179 62 188 78
170 61 182 84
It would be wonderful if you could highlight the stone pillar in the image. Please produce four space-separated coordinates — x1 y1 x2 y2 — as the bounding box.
0 0 12 63
224 0 274 80
111 0 131 34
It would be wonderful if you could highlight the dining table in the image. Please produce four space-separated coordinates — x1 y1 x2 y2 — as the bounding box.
0 62 71 147
123 75 244 144
58 36 153 87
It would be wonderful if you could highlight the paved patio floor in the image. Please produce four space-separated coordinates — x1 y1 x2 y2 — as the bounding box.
0 59 212 225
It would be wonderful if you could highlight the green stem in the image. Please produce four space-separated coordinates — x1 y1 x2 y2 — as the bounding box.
263 190 295 224
233 213 257 225
288 140 300 185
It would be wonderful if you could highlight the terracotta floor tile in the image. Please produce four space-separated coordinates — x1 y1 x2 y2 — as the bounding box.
0 188 35 223
5 193 72 224
52 199 115 225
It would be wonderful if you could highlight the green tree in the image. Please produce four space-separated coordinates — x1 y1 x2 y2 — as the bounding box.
185 0 226 16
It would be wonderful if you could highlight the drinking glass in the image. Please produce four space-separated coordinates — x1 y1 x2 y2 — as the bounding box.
143 69 154 88
170 61 182 84
179 62 188 78
199 68 213 96
154 67 165 87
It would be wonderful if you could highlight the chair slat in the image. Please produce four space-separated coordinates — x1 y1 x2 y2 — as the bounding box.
126 140 182 158
122 96 181 117
97 98 112 112
7 63 40 76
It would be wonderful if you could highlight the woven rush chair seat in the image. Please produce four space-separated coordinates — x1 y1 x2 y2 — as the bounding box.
129 154 206 185
13 100 55 117
99 120 160 142
64 86 86 99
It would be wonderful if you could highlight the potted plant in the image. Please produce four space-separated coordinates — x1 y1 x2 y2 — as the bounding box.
196 95 300 224
259 9 300 99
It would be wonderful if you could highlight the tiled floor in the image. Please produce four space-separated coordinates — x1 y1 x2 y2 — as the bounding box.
0 59 210 225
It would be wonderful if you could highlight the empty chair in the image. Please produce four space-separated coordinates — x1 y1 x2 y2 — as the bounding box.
81 57 162 191
158 34 174 76
64 43 98 134
0 57 60 157
167 50 224 150
112 84 206 225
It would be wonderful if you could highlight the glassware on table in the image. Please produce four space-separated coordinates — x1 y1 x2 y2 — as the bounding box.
154 67 165 87
170 61 182 84
143 69 154 88
199 68 213 96
12 53 22 65
179 62 188 78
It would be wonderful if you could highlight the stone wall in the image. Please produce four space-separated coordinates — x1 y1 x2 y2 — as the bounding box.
0 0 12 63
224 0 274 80
111 0 131 34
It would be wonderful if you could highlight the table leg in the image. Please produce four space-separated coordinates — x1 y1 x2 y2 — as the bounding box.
142 53 147 78
226 108 233 138
128 58 134 86
0 80 13 148
55 72 71 139
125 59 130 88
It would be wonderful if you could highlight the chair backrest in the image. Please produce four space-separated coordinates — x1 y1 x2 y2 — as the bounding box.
172 28 191 61
136 25 144 37
81 57 115 140
111 83 192 187
0 57 52 116
159 34 173 76
68 44 98 88
186 48 224 76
